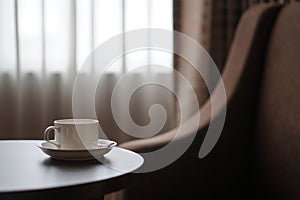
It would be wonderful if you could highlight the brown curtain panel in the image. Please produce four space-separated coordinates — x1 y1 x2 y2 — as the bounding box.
173 0 213 122
210 0 299 68
173 0 298 122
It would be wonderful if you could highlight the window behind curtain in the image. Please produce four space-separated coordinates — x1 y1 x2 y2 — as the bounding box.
0 0 176 140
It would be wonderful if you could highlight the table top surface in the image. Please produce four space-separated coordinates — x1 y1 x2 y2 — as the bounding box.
0 140 143 195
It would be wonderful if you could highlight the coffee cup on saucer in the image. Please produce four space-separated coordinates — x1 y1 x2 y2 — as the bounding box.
43 119 99 150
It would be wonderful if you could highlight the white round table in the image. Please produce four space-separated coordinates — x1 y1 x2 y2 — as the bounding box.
0 140 144 200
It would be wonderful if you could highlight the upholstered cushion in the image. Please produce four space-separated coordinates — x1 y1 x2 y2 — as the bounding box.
256 3 300 199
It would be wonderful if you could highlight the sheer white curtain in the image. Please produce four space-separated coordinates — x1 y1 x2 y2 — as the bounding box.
0 0 175 141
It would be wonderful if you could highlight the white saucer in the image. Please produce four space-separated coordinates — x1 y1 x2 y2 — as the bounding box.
37 139 117 161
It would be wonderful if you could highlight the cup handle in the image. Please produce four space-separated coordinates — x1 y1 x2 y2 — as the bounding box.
44 126 60 147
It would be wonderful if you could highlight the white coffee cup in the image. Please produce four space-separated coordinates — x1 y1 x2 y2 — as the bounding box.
44 119 99 150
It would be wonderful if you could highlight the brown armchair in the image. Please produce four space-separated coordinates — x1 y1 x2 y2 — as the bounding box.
112 2 300 200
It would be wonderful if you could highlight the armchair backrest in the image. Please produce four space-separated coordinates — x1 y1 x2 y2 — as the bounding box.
255 3 300 199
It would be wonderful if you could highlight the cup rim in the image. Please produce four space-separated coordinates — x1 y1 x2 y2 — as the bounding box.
54 119 99 125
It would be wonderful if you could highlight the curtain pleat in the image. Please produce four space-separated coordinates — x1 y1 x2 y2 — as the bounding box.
14 0 25 138
41 0 46 129
0 74 17 138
